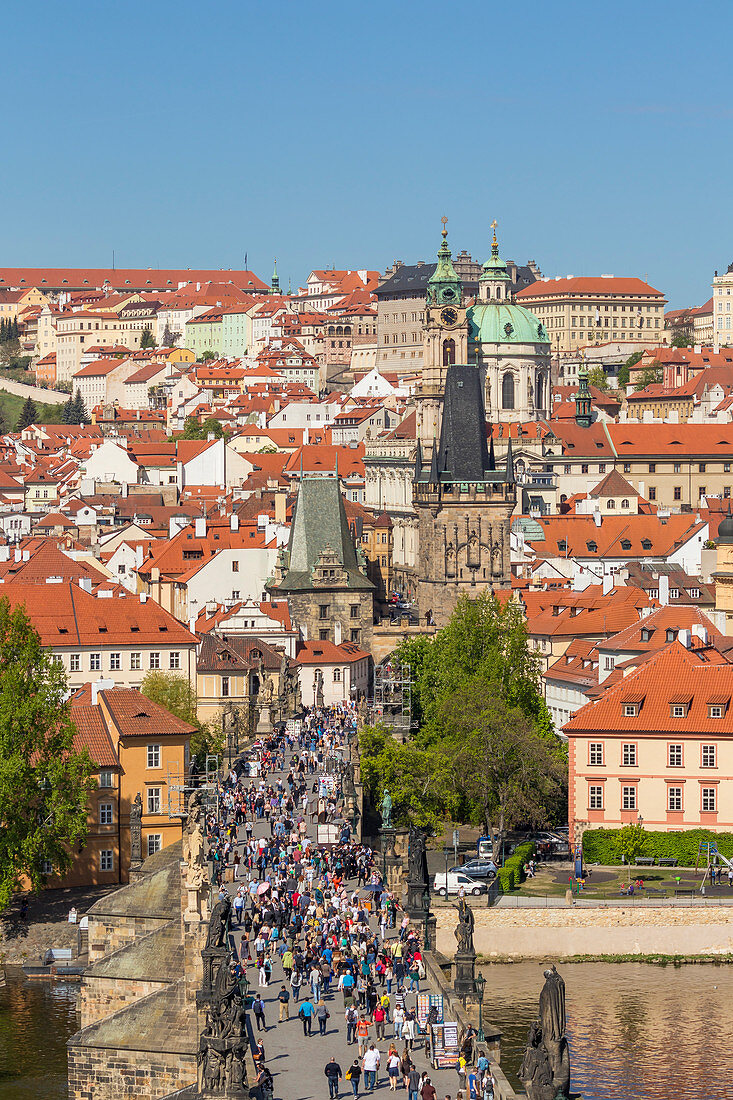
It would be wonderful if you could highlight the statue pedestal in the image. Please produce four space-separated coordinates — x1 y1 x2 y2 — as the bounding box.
406 879 428 919
424 912 437 952
454 951 477 997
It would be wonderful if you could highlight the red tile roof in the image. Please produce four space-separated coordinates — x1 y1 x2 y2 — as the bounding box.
516 276 665 299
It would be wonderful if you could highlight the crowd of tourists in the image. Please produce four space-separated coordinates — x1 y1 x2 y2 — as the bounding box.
202 703 497 1100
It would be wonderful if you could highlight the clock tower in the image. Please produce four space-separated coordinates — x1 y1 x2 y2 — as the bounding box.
416 219 469 450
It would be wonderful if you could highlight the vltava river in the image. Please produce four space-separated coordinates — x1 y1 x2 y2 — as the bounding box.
0 968 77 1100
485 960 733 1099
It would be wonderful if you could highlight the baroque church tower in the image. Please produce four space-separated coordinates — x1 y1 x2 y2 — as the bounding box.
413 221 516 626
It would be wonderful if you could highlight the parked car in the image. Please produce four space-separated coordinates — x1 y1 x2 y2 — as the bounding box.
432 871 487 897
453 859 498 880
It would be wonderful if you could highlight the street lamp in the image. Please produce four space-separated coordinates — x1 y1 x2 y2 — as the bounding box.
443 845 452 890
422 887 431 947
474 971 486 1042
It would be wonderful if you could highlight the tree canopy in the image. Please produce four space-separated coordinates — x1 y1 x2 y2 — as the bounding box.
16 396 38 430
140 327 155 349
0 599 95 908
140 670 223 765
586 366 609 391
361 593 567 839
181 416 224 440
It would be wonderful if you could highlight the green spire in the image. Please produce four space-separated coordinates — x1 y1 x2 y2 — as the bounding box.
271 258 280 294
480 219 511 285
427 217 462 306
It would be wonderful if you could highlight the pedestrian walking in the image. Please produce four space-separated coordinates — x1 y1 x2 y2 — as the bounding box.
278 984 290 1022
345 1004 358 1045
346 1058 362 1098
324 1056 343 1099
362 1045 380 1092
299 997 315 1036
317 1000 330 1035
252 993 267 1032
387 1050 401 1092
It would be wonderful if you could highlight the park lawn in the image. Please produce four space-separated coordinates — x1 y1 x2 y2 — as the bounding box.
510 864 706 900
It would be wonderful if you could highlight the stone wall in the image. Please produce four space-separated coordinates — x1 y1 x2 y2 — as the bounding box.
88 913 171 964
80 975 171 1027
435 903 733 959
67 1043 195 1100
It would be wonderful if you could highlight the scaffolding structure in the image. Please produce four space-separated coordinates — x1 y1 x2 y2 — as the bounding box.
166 754 221 820
371 658 416 738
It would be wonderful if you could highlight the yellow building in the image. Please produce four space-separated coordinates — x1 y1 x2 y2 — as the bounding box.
516 276 666 353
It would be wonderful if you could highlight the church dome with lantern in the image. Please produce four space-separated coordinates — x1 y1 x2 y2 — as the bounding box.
467 224 551 422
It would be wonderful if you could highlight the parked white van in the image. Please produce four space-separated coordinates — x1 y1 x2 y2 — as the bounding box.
432 871 487 897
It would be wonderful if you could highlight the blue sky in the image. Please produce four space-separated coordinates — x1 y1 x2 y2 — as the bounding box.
6 1 732 306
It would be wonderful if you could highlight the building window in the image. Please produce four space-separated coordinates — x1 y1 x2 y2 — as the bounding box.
702 744 717 767
70 653 81 672
232 560 239 572
350 604 359 619
699 463 706 473
90 652 101 671
502 373 515 410
319 604 329 620
668 787 683 812
99 770 113 788
589 742 604 765
622 743 637 766
131 652 141 670
604 656 615 671
622 786 637 810
41 859 54 875
169 651 180 670
648 487 656 501
589 785 603 810
149 652 160 669
147 744 161 768
100 850 114 872
147 787 161 814
110 652 121 671
702 787 717 812
689 588 700 599
648 463 656 473
147 834 162 856
674 487 681 501
350 629 360 644
99 802 113 825
319 629 329 641
221 675 230 697
623 463 631 473
671 704 686 718
674 462 682 473
668 744 683 767
581 464 589 474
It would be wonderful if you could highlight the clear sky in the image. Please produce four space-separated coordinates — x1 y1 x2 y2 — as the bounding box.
6 0 732 306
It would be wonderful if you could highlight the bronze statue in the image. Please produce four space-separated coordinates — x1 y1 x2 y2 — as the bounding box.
453 895 475 955
380 789 393 829
520 966 570 1100
206 895 231 949
408 827 427 884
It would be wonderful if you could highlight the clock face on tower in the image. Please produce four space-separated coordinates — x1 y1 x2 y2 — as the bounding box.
441 307 458 327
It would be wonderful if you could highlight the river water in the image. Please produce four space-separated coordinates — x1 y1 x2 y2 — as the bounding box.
0 968 77 1100
486 960 733 1099
2 961 733 1098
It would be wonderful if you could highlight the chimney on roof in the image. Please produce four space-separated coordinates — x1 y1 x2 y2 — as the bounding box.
91 677 115 706
691 623 708 646
195 517 206 538
659 575 669 606
593 509 602 527
140 592 147 603
79 577 93 593
230 513 239 532
679 627 692 649
603 572 613 596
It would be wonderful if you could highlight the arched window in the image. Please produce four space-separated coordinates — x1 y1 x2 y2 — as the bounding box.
344 326 351 335
621 498 629 509
502 372 515 410
333 668 341 682
328 326 335 335
607 498 615 509
336 326 343 336
536 371 545 410
442 338 455 366
496 286 502 300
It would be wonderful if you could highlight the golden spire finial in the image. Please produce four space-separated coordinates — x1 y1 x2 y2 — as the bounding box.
441 215 448 240
491 219 498 244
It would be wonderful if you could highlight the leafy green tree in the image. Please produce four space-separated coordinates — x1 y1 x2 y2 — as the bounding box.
140 670 223 766
201 417 224 438
617 364 630 386
587 366 609 391
615 821 646 883
16 396 38 430
199 350 216 362
625 350 643 370
0 403 7 434
140 327 155 349
359 723 450 830
182 416 204 439
670 333 690 348
634 361 663 391
0 599 96 908
396 591 553 741
438 682 567 857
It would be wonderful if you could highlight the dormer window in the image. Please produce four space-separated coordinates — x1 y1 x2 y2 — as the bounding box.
586 540 597 553
709 705 723 718
640 627 653 642
670 704 686 718
624 704 639 717
620 539 632 550
641 539 652 550
666 628 677 642
557 539 567 553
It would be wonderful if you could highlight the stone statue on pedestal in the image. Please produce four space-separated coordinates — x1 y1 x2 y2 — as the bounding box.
519 965 570 1100
197 956 249 1097
408 827 426 884
183 791 207 921
453 896 475 955
206 896 231 950
130 792 142 867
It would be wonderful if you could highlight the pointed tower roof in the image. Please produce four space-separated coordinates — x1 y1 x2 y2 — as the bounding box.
272 473 373 591
480 220 512 287
433 365 507 483
271 259 280 294
505 436 515 485
427 217 462 307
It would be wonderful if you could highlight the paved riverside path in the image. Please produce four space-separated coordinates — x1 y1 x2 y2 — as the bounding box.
218 764 475 1100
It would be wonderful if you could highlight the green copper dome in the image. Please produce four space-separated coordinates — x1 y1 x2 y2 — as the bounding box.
468 300 549 346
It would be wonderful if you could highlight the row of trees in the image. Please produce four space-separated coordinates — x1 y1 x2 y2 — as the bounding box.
360 594 568 854
180 415 224 439
0 318 20 343
60 390 90 425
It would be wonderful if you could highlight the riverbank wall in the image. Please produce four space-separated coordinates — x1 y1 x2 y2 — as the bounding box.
435 903 733 958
